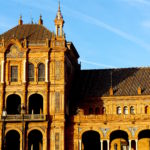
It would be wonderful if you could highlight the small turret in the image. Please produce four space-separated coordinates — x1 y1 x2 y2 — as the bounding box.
19 15 23 25
39 15 43 25
54 1 65 37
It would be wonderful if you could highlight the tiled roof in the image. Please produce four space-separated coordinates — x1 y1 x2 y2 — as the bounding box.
71 67 150 101
0 24 52 42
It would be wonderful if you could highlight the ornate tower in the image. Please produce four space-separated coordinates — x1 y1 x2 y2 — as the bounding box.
50 2 66 150
54 2 65 37
50 2 79 150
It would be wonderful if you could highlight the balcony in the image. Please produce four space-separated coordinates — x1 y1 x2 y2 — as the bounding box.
1 114 46 122
74 114 150 124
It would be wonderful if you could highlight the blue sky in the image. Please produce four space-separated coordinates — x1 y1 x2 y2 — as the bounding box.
1 0 150 69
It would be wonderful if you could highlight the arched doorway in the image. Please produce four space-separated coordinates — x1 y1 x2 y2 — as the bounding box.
110 130 129 150
6 130 20 150
138 130 150 150
82 131 100 150
6 94 21 114
29 94 43 114
28 130 43 150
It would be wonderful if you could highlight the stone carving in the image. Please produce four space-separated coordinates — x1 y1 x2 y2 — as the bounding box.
100 128 110 137
55 132 60 150
78 127 82 133
128 127 138 137
55 61 62 80
6 45 24 58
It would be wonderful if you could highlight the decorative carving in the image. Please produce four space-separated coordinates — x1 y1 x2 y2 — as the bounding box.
55 61 62 80
100 128 110 137
6 45 24 58
128 127 138 137
55 132 60 150
78 127 82 133
55 92 60 113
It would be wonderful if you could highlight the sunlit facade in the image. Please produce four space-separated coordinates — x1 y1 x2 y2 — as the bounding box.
0 4 150 150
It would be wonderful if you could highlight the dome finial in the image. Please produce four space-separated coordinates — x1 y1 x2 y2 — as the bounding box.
58 0 60 11
19 15 23 25
39 14 43 25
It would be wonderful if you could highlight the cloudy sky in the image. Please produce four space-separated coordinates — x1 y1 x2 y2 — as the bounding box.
1 0 150 69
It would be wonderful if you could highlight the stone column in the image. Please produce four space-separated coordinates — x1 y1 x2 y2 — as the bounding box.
79 139 82 150
101 140 103 150
107 140 109 150
23 60 26 83
129 140 131 150
135 139 138 150
45 59 48 82
1 60 4 83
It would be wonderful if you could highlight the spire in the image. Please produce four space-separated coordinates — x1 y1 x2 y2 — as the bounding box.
19 15 23 25
56 0 63 20
39 14 43 25
54 1 65 37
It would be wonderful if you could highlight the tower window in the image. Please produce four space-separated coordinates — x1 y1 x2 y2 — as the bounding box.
28 63 34 81
11 66 18 82
38 63 45 81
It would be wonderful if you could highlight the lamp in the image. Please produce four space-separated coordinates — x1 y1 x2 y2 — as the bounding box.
2 108 7 118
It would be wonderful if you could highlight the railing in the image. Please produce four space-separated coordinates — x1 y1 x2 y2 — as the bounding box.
74 114 150 123
1 114 46 122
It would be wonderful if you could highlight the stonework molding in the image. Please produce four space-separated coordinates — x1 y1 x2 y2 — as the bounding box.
27 127 45 136
128 127 138 138
5 127 22 136
6 45 24 58
100 128 110 138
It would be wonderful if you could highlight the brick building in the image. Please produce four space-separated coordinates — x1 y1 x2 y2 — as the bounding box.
0 4 150 150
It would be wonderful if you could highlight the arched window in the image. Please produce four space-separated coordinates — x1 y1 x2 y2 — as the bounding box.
28 63 34 81
114 143 117 150
38 63 45 81
130 106 135 114
89 107 93 115
124 106 128 115
145 106 148 114
95 107 100 114
117 106 121 115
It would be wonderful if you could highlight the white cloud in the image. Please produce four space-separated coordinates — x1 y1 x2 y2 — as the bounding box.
80 59 116 68
64 7 150 53
142 20 150 28
121 0 150 5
